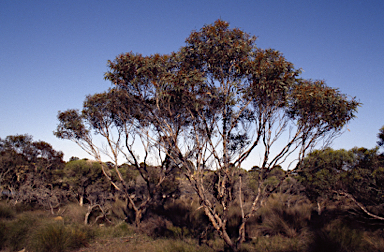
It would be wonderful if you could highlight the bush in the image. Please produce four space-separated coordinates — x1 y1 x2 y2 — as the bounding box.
158 239 213 252
62 202 88 224
247 193 311 239
28 221 70 252
138 215 174 238
28 221 95 252
154 197 212 239
5 213 38 251
67 223 96 249
245 235 307 252
97 221 135 238
363 229 384 252
0 221 7 250
309 219 367 252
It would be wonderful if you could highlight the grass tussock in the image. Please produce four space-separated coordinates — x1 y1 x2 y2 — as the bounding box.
62 202 88 224
27 221 95 252
97 221 135 238
0 220 7 250
0 202 15 220
309 219 371 252
152 197 213 240
247 193 312 239
243 235 307 252
4 212 39 251
0 206 95 252
156 238 215 252
363 229 384 252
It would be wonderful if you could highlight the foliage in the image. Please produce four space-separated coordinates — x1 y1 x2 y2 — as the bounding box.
309 219 367 252
28 221 70 252
299 143 384 219
377 125 384 148
0 207 95 252
246 235 307 252
1 196 383 252
298 148 354 202
247 193 311 239
63 159 110 206
55 91 182 226
4 212 39 251
0 134 65 212
345 147 384 207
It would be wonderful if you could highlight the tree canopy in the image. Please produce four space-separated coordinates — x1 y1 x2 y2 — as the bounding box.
299 135 384 220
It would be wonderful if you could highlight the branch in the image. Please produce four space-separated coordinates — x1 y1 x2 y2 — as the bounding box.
335 190 384 221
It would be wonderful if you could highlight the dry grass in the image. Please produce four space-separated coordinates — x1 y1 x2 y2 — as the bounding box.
0 202 15 220
242 235 307 252
246 193 312 239
61 203 88 224
2 196 384 252
72 235 216 252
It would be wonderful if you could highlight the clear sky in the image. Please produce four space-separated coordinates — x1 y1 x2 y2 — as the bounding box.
1 0 383 168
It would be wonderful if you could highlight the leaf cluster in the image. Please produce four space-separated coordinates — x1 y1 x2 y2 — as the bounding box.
299 146 384 207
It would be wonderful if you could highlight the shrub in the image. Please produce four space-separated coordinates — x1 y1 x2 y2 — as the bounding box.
62 202 88 224
158 239 213 252
67 223 95 249
28 221 70 252
247 193 311 239
245 235 307 252
309 219 367 252
27 221 95 252
363 229 384 252
6 213 38 251
155 197 212 239
138 215 174 238
97 221 135 238
0 221 7 250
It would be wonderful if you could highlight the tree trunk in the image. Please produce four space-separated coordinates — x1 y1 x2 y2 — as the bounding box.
84 206 92 225
336 191 384 221
135 209 143 227
203 206 236 251
79 195 84 207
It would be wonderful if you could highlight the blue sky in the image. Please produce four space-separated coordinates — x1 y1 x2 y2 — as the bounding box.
1 0 383 167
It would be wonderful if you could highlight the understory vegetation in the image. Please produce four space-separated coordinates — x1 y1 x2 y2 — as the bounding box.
1 156 384 252
1 193 384 252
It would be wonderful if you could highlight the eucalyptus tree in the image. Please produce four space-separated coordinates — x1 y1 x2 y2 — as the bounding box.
55 91 180 226
377 125 384 149
56 20 359 250
299 146 384 221
0 134 65 212
298 148 355 214
63 159 109 206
